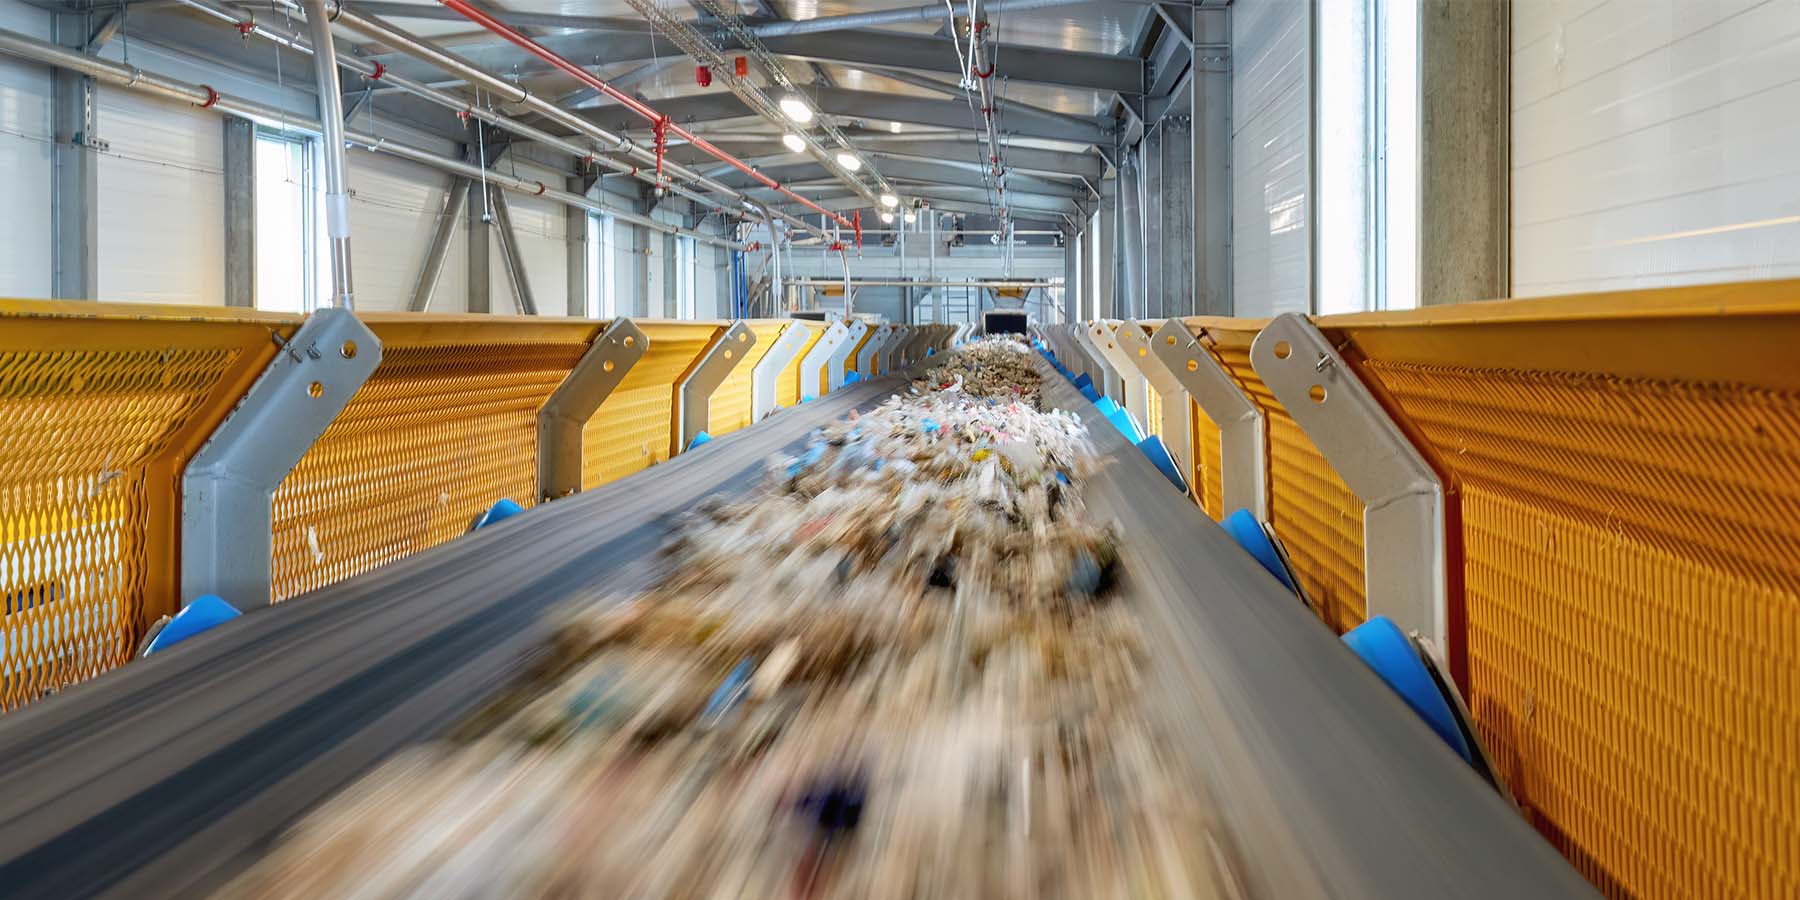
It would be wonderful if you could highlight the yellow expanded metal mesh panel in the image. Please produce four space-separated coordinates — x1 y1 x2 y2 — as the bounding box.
778 327 825 410
1189 398 1224 521
1200 326 1366 632
1334 284 1800 900
582 321 721 490
0 301 296 709
271 317 601 602
1143 377 1164 439
709 322 787 438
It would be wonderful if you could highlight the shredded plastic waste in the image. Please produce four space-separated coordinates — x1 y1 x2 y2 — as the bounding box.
217 336 1231 900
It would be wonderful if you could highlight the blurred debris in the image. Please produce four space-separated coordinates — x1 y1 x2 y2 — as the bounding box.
218 337 1227 900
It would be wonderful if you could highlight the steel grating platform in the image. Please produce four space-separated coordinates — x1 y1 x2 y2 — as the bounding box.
0 361 1595 900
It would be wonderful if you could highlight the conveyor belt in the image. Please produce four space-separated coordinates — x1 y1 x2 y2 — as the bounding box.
0 360 1594 899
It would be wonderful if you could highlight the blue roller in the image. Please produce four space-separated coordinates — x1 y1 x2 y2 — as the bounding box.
1093 396 1119 417
1137 435 1188 492
1342 617 1474 764
1220 508 1298 594
472 497 524 530
142 594 240 656
1079 385 1102 403
1071 373 1094 391
686 431 713 451
844 372 862 385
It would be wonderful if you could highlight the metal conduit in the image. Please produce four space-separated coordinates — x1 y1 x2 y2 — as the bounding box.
436 0 861 234
175 0 738 218
303 0 355 309
0 28 748 252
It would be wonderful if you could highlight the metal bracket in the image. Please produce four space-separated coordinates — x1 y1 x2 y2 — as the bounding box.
752 321 812 421
953 322 975 345
857 323 895 376
1070 322 1120 400
894 325 933 370
799 319 849 400
538 318 649 501
1154 318 1265 519
1251 313 1447 647
827 319 868 391
1118 319 1191 474
180 307 381 608
1089 321 1151 428
678 320 756 451
879 324 911 374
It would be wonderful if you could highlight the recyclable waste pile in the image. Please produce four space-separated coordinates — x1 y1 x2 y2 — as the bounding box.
219 337 1229 900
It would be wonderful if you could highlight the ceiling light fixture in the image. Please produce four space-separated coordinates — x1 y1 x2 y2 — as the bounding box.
880 211 895 224
903 210 917 224
781 132 806 153
835 152 862 172
889 121 903 133
879 193 898 208
778 95 814 123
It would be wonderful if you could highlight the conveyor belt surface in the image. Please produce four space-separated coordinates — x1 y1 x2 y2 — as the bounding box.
1035 359 1593 898
0 356 1594 899
0 376 907 900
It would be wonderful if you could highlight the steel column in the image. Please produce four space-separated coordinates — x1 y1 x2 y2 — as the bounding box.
467 180 492 313
50 16 97 301
488 187 538 316
538 318 649 500
180 308 381 607
409 176 467 312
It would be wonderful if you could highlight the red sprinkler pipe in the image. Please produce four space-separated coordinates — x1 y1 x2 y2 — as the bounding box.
437 0 858 230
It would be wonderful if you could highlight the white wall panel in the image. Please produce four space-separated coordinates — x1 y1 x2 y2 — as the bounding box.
1231 0 1311 316
0 2 53 299
95 87 224 305
1512 0 1800 294
347 153 466 312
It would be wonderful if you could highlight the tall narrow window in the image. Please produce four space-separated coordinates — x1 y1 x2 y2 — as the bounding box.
1376 0 1420 310
254 129 319 313
600 214 618 317
1088 211 1101 320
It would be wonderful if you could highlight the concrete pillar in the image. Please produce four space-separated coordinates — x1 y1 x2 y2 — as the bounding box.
222 116 256 308
1420 0 1508 305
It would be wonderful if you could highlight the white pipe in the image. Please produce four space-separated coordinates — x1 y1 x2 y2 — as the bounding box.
303 0 354 309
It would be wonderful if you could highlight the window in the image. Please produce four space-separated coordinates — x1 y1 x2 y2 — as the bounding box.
585 212 608 318
1088 211 1101 320
1376 0 1419 311
253 129 324 313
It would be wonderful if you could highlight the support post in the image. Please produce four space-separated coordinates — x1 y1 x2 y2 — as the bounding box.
827 319 868 391
677 321 756 451
222 116 256 308
51 16 98 301
1089 321 1151 428
467 179 492 313
799 320 849 400
488 187 538 315
538 318 649 500
857 323 894 376
1251 313 1447 646
180 308 381 607
1071 321 1122 401
1193 6 1232 315
1153 319 1265 518
753 321 812 421
1117 319 1191 474
880 324 912 373
409 177 467 312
